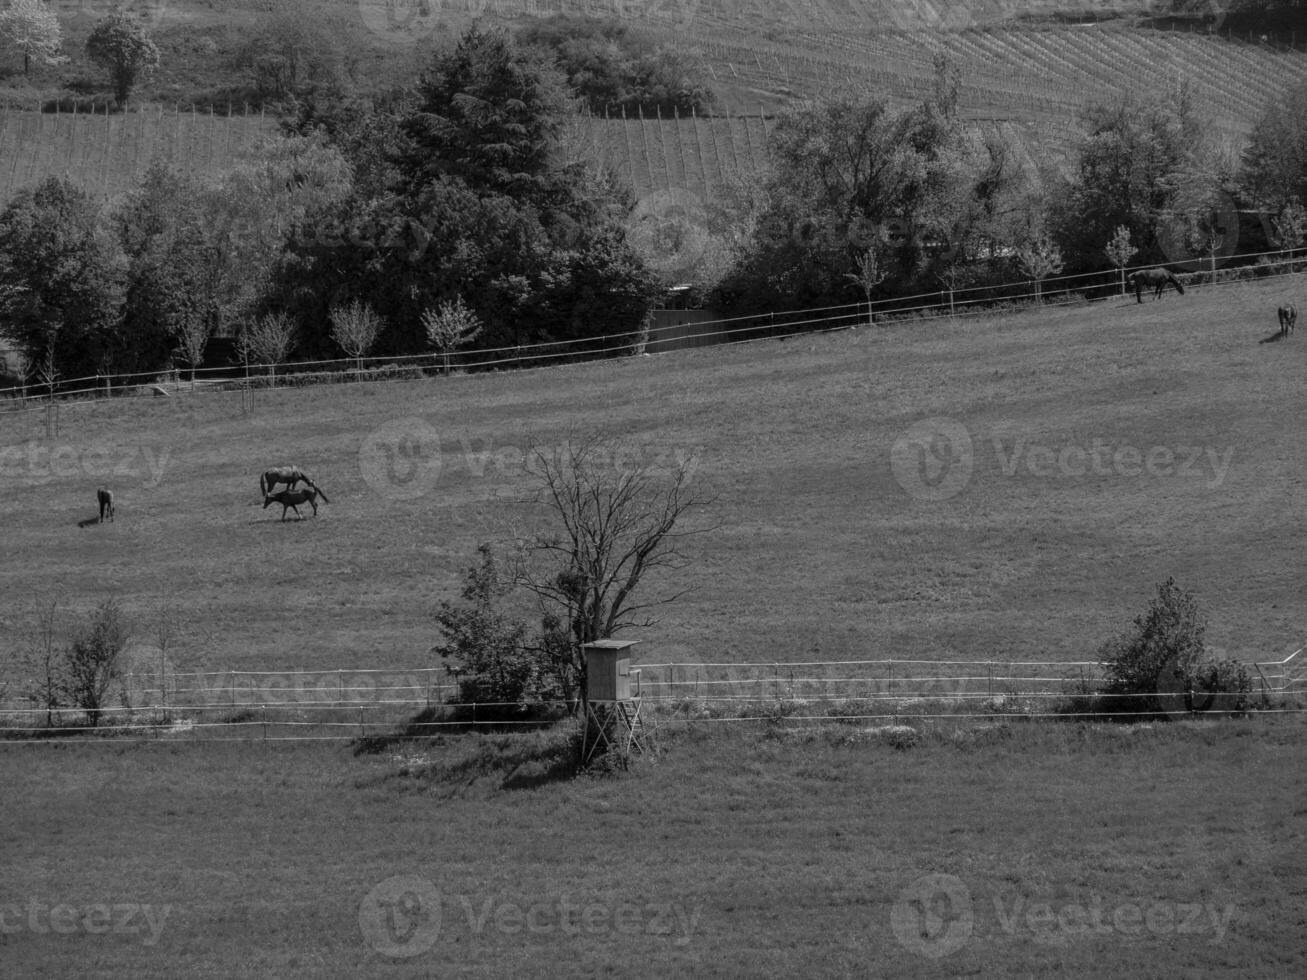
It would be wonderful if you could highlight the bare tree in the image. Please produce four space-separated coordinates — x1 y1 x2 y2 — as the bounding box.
936 262 965 316
843 246 887 325
422 297 482 376
172 307 212 390
513 436 713 714
1104 225 1138 297
329 299 383 375
24 594 63 729
245 311 295 384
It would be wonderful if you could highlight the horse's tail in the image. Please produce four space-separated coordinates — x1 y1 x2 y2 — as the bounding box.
1170 275 1185 295
260 471 268 495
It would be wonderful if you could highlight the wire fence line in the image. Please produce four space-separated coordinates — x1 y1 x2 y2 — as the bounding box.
1 649 1301 743
2 250 1302 408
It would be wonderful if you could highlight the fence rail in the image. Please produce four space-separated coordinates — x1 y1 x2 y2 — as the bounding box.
2 650 1302 742
4 251 1304 408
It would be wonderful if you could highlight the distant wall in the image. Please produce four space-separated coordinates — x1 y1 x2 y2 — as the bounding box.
646 309 726 353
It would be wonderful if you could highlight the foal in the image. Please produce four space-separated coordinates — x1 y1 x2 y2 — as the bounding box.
97 487 114 523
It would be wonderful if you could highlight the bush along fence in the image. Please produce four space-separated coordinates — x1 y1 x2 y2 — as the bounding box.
1 649 1302 742
4 250 1306 408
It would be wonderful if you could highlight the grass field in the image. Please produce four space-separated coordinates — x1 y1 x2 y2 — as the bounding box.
3 273 1306 686
1 720 1304 977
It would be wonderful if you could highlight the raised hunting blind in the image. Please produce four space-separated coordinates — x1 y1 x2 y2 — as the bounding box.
581 639 647 768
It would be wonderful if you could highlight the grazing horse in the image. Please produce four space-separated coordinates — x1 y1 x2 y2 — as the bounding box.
96 487 114 523
1278 303 1296 339
260 465 314 496
263 486 329 521
1129 268 1186 303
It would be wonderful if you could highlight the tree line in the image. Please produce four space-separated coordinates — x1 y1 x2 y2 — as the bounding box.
0 25 661 387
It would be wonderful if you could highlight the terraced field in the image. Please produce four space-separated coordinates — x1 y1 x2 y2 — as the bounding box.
3 17 1305 205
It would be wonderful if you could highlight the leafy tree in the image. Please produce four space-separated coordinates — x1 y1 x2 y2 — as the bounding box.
1240 81 1307 210
238 3 344 101
85 8 160 107
0 0 63 76
397 25 573 205
0 177 125 384
1099 578 1207 716
714 71 1024 314
276 26 654 360
517 15 712 115
329 299 383 373
1104 225 1137 295
1049 96 1209 272
433 545 538 710
61 599 129 728
422 296 482 375
1271 198 1307 256
114 162 210 378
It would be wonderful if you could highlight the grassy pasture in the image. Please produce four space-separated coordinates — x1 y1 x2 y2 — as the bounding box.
0 720 1303 977
2 274 1306 686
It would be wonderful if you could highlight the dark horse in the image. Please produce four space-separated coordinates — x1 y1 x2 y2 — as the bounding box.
260 465 315 496
1279 303 1296 338
1129 268 1186 303
97 487 114 523
263 486 329 521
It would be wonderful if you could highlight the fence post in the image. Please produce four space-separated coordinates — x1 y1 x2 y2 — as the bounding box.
338 669 344 706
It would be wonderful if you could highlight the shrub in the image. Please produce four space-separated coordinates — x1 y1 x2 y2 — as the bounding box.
1098 578 1254 719
60 599 129 727
1099 577 1206 715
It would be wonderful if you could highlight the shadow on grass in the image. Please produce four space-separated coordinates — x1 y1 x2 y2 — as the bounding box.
351 704 581 794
